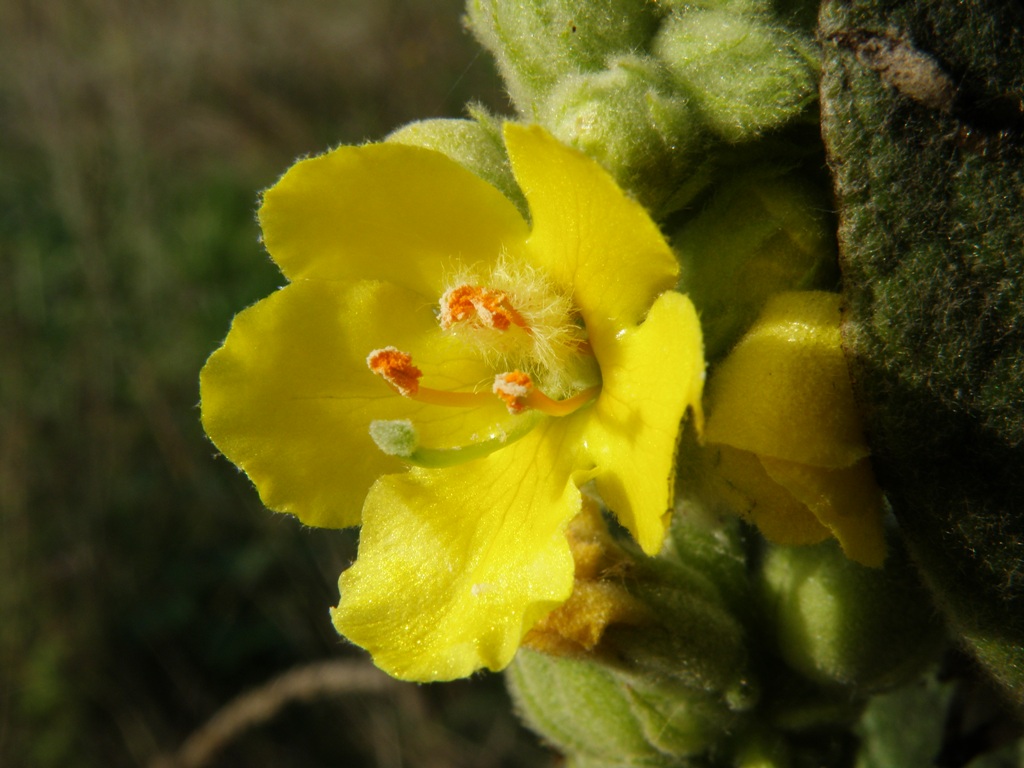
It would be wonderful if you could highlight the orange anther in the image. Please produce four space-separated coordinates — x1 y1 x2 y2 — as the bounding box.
439 284 529 332
367 347 422 396
440 285 483 327
493 370 534 414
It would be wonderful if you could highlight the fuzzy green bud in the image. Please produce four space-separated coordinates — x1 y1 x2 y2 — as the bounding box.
653 9 819 142
541 54 708 215
665 477 755 620
386 114 526 214
671 169 838 360
653 0 822 33
508 649 738 766
854 675 955 768
508 499 761 766
655 0 773 13
758 539 945 694
465 0 659 117
607 559 756 707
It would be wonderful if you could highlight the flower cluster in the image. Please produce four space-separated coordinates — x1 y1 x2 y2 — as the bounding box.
194 0 1021 759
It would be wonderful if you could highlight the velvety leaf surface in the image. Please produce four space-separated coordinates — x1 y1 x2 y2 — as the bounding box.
819 0 1024 705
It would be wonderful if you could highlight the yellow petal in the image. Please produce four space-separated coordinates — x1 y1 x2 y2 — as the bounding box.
503 123 679 346
760 457 887 567
583 291 706 555
200 279 517 529
705 291 869 469
715 446 831 546
332 421 585 681
259 142 529 295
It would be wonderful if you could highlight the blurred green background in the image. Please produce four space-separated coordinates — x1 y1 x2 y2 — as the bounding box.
0 1 554 765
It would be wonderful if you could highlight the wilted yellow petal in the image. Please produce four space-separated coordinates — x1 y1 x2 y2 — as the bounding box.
715 446 831 547
332 421 585 681
200 279 517 529
504 123 679 347
705 291 869 469
583 291 706 554
259 142 529 295
761 457 886 568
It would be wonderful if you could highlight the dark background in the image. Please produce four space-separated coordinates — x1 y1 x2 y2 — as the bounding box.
0 1 554 765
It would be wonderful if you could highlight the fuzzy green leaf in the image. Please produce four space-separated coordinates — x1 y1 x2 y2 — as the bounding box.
820 0 1024 707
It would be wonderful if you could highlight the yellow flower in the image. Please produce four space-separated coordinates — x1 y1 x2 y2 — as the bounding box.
704 291 886 567
199 124 705 680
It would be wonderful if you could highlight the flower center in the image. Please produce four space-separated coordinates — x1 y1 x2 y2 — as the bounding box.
439 284 530 333
367 347 599 417
367 259 600 420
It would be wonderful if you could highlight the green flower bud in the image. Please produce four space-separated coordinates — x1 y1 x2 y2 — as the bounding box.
670 169 839 360
540 54 708 215
758 539 946 694
654 0 822 33
508 648 738 766
465 0 660 117
607 559 756 706
655 0 774 13
385 114 526 214
854 674 955 768
624 678 737 759
507 497 762 765
665 479 755 621
653 9 819 142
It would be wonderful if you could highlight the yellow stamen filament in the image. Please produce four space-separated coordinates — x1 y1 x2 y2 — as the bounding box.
523 383 600 417
440 284 531 333
368 349 598 417
494 371 599 417
405 387 493 409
